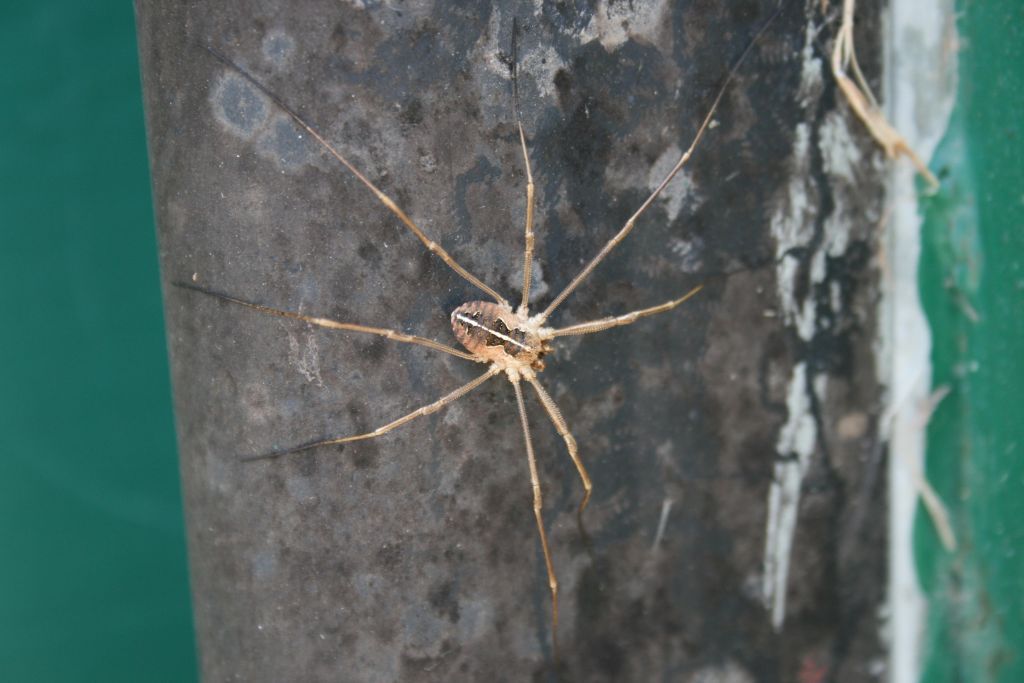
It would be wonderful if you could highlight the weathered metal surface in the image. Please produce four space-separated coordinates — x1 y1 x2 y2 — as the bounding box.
137 0 888 680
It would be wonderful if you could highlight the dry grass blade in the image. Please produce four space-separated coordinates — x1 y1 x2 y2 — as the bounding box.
831 0 940 191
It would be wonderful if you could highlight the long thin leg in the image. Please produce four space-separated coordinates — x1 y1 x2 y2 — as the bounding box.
517 123 536 313
549 284 703 338
203 46 507 306
243 366 500 461
509 22 536 313
538 9 783 323
175 281 481 362
526 376 592 519
510 375 559 635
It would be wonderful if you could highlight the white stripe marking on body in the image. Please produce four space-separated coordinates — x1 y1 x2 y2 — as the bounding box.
454 313 531 352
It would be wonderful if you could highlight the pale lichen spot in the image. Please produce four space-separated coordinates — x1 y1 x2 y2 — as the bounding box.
503 258 549 305
418 152 437 174
526 259 549 305
261 30 295 67
285 324 324 387
211 68 316 172
211 72 268 138
580 0 673 53
648 143 701 221
519 44 566 100
668 235 704 274
258 115 316 170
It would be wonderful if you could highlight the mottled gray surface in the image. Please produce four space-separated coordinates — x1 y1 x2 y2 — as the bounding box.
137 0 888 680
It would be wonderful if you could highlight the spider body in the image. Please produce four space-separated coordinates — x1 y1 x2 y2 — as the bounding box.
450 301 551 372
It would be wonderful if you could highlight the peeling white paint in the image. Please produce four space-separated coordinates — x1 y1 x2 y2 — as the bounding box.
763 362 818 628
796 22 824 110
763 105 817 628
770 123 815 250
820 110 863 183
771 122 817 348
761 12 868 630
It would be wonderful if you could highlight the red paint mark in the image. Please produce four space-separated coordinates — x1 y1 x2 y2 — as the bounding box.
798 654 829 683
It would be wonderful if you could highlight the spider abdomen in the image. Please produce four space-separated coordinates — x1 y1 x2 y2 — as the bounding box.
450 301 547 370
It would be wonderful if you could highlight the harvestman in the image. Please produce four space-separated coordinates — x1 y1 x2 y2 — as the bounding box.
179 13 780 636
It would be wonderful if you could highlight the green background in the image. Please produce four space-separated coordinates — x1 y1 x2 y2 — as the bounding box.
0 1 1019 681
917 1 1024 682
0 3 197 681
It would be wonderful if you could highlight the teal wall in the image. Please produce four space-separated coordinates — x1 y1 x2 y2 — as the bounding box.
918 1 1024 681
0 3 196 681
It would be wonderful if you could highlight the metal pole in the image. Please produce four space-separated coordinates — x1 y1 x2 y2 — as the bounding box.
137 0 887 679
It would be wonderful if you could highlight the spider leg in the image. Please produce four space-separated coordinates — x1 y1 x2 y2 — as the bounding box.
175 281 481 362
525 376 592 520
510 374 559 637
537 9 783 323
243 366 500 461
548 284 703 338
516 123 536 314
203 46 507 306
509 21 536 314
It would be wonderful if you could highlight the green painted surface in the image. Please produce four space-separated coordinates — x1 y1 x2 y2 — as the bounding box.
0 3 196 681
918 1 1024 681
